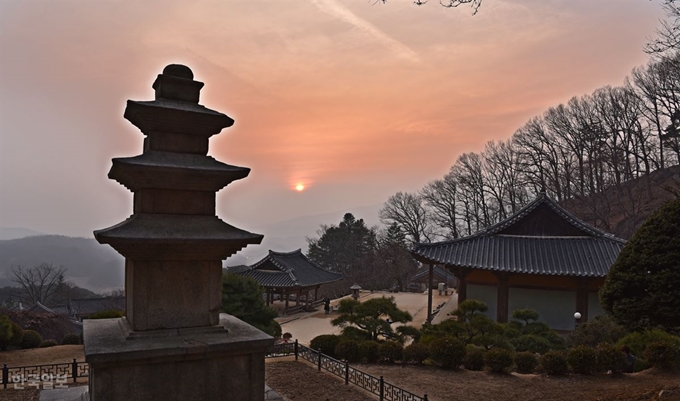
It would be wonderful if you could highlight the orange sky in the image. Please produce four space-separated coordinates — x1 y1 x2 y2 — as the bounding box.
0 0 665 238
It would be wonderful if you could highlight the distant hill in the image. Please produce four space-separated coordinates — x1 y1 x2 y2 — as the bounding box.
0 227 46 240
563 165 680 239
0 235 124 293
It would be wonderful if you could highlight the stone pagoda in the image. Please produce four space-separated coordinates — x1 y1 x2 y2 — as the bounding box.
86 64 272 401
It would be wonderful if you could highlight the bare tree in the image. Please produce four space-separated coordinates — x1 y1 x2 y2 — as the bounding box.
380 192 435 244
421 172 461 239
645 0 680 55
11 263 67 306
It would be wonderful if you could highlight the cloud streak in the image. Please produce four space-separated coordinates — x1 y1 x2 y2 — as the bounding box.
311 0 420 62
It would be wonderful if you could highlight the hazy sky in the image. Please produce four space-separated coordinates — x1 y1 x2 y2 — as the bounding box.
0 0 665 239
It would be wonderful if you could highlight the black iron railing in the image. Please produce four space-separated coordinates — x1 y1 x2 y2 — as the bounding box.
1 341 427 401
1 359 88 389
266 340 429 401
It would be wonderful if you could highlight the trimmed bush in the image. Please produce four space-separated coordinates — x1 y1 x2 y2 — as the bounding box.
596 343 627 374
644 341 679 370
21 330 42 349
429 336 465 369
567 315 627 348
617 330 680 365
515 351 538 374
540 351 568 375
598 343 628 374
0 319 23 351
310 334 342 358
512 334 552 354
403 343 430 365
358 341 380 363
567 346 597 375
39 340 58 348
335 340 361 362
484 348 514 373
62 333 81 345
463 346 485 371
378 341 403 363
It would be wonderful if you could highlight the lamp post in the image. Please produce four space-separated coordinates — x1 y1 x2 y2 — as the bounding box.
350 284 362 301
574 311 582 328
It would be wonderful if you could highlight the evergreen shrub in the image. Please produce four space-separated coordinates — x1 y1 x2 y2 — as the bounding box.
39 340 58 348
484 348 514 373
335 340 361 362
310 334 342 358
595 343 627 374
358 341 380 363
617 330 680 363
62 333 81 345
378 341 403 363
462 346 485 371
644 341 679 370
540 351 568 375
567 346 597 375
512 334 552 354
428 336 465 369
21 330 42 349
515 351 538 374
403 343 430 364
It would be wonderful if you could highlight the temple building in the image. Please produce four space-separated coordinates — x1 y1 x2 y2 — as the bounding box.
412 192 626 330
238 249 342 315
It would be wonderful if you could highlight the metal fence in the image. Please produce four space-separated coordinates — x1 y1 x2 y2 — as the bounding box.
267 340 429 401
1 341 427 401
1 359 88 389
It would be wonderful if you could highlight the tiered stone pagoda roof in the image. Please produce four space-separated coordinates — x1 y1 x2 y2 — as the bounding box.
412 193 626 277
94 64 262 262
239 249 342 288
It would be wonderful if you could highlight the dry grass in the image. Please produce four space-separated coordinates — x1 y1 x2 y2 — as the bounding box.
356 363 680 401
3 346 680 401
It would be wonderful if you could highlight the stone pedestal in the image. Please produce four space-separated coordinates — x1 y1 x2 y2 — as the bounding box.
85 315 270 401
88 65 270 400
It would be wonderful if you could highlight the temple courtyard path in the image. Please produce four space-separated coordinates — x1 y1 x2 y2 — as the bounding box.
278 291 454 345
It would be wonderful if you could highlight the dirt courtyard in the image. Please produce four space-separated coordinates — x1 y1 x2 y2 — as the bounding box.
2 347 679 401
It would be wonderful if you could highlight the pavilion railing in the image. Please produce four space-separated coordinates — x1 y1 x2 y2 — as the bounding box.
1 359 88 389
266 340 429 401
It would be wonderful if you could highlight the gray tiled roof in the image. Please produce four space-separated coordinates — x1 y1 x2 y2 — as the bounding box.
238 249 342 288
411 266 456 282
412 194 626 277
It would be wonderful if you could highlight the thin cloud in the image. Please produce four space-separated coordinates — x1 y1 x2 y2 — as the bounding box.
311 0 420 62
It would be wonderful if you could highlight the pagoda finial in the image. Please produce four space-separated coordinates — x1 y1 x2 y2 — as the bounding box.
152 63 204 103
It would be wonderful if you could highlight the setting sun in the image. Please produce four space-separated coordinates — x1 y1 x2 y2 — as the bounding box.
295 184 305 192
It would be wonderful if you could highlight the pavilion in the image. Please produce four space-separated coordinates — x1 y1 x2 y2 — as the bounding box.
238 249 342 315
412 192 626 330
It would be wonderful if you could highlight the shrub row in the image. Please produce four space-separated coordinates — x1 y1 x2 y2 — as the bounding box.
310 333 679 373
2 315 82 350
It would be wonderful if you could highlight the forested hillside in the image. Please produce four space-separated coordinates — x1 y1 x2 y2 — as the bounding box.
381 53 680 243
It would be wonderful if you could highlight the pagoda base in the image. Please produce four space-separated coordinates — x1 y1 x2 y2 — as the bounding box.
84 314 273 401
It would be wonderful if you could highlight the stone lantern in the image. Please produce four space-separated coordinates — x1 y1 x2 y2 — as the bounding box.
86 64 272 401
350 284 362 301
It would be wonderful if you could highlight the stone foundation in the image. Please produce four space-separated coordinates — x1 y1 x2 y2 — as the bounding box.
85 314 272 401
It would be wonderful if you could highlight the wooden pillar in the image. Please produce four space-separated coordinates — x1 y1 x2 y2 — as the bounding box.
314 286 319 301
296 290 301 307
576 279 590 323
452 267 469 305
427 264 434 324
495 273 510 323
284 291 289 313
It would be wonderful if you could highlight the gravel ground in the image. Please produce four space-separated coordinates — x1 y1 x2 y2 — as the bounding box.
3 347 679 401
